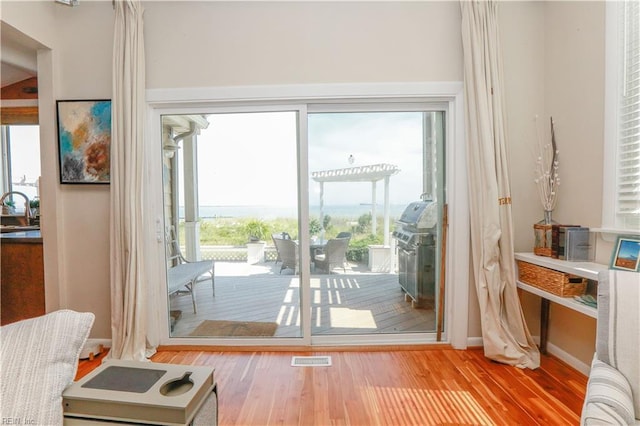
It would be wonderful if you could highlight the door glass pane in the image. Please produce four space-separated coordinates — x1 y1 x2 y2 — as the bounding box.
162 111 301 338
307 111 444 335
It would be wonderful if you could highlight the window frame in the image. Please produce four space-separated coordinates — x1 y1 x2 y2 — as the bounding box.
0 124 41 203
1 125 12 195
603 0 640 232
146 82 469 349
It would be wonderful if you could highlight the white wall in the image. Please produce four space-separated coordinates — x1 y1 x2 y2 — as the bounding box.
20 0 464 339
49 1 114 338
3 1 607 366
0 1 57 48
144 1 463 88
501 1 605 368
540 1 605 367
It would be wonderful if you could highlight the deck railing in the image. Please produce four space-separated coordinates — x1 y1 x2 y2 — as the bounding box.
192 245 278 262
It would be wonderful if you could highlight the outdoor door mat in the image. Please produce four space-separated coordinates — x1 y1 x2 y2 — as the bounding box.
170 310 182 332
189 320 278 337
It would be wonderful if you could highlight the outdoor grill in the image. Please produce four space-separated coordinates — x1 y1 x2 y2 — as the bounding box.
392 198 438 308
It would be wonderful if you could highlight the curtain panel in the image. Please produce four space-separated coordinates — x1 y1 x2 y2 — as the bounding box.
110 0 148 361
461 0 540 369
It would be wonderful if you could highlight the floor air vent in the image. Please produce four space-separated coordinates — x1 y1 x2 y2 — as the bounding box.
291 356 332 367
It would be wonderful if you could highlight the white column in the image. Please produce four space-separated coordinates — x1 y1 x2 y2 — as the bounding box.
319 181 325 241
183 134 200 261
371 181 377 236
383 175 390 246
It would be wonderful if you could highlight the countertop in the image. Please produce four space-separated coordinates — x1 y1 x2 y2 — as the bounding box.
0 229 42 243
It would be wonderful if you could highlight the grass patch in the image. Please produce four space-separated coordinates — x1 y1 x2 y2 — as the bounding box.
177 214 387 260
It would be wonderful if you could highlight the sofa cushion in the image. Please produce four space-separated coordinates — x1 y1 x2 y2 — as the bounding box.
597 270 640 418
582 359 636 425
0 310 94 425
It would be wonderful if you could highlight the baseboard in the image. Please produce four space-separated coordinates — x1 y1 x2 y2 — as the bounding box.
466 337 483 347
530 336 590 375
85 338 111 347
80 338 111 360
545 341 591 376
467 336 590 375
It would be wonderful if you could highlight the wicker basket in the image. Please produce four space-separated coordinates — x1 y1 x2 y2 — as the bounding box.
517 261 587 297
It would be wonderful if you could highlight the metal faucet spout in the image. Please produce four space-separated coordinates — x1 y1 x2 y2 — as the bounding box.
0 191 32 222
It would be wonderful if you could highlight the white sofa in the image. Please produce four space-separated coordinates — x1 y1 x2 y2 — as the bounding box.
581 270 640 425
0 310 95 425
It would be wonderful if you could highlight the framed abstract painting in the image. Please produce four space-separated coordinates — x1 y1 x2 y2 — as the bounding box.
56 99 111 184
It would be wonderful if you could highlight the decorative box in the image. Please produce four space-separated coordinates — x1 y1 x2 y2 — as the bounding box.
564 228 594 261
533 223 553 257
517 260 587 297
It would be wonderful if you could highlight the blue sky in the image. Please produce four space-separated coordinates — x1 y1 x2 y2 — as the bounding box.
194 111 427 207
618 239 640 260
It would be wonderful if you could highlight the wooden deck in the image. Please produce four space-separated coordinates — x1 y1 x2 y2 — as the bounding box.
169 260 435 338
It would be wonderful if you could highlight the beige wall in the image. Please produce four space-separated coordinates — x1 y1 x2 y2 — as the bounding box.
541 1 605 367
502 1 605 367
0 1 57 48
143 1 463 88
2 1 608 365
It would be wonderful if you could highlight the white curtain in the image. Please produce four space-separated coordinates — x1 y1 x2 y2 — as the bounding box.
110 0 149 361
461 0 540 369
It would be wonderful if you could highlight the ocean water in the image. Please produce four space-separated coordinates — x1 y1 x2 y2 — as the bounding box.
180 204 408 220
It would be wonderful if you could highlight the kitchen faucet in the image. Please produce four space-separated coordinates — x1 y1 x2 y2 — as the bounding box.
0 191 32 224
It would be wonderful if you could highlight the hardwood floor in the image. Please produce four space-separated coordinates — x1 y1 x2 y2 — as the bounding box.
77 348 587 425
170 261 435 338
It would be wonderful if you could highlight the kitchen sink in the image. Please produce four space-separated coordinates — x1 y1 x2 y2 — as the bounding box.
1 214 31 226
0 225 40 233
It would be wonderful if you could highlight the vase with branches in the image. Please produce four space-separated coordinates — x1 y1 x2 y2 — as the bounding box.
534 116 560 224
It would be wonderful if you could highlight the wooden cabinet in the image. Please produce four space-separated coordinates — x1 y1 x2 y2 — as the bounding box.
1 233 45 325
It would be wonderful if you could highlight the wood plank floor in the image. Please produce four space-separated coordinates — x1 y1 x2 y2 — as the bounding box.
170 261 435 338
77 348 587 426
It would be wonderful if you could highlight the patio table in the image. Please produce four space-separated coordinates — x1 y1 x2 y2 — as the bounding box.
309 240 327 256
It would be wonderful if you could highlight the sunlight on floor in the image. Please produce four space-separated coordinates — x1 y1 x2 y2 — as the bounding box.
369 386 495 425
283 289 294 303
215 261 275 276
329 307 376 328
276 305 300 326
325 277 361 289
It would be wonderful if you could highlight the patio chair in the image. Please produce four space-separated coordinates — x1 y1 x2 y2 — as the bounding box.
278 238 299 274
271 232 291 264
313 237 349 273
335 232 352 264
166 227 215 313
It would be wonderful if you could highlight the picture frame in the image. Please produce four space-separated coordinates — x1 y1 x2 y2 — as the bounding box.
56 99 111 184
610 236 640 272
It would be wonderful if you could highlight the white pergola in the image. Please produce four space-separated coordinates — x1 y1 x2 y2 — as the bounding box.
311 163 399 245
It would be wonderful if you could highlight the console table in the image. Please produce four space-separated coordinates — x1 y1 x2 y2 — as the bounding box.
514 252 608 354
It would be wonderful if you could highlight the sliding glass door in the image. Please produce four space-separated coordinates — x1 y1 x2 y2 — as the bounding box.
307 110 445 337
160 102 446 344
162 111 302 338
